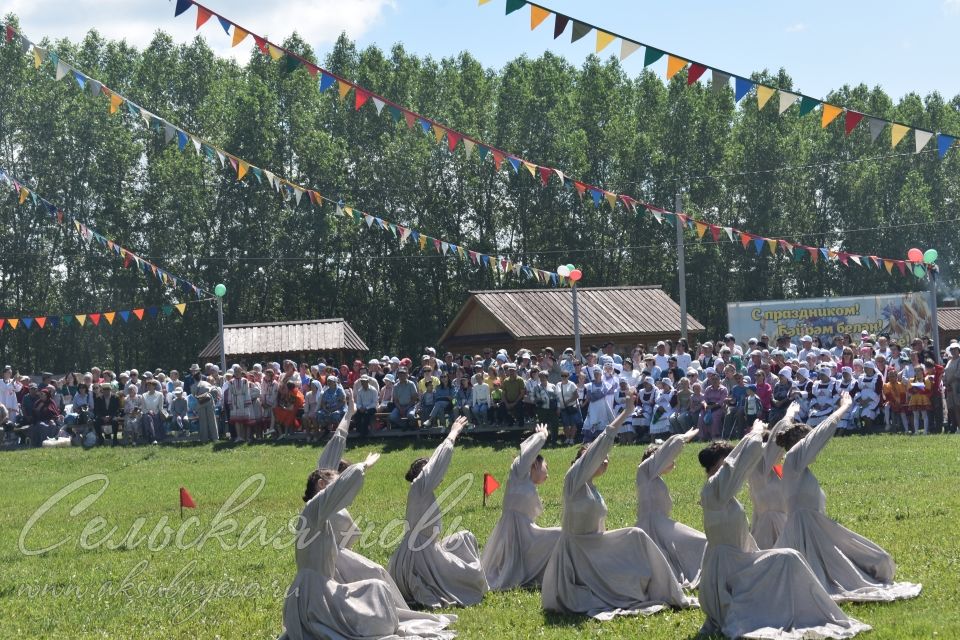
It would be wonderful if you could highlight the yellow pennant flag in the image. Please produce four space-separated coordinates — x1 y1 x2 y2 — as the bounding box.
530 5 550 29
522 161 537 178
478 0 493 4
419 235 427 251
605 192 617 209
175 303 186 315
891 123 910 148
695 221 708 238
231 27 248 47
756 85 775 110
884 259 894 274
338 81 351 101
103 312 116 325
433 125 445 144
32 46 43 69
18 187 29 204
821 104 842 128
8 319 18 330
596 30 616 53
237 160 249 180
109 93 124 114
343 206 353 218
666 55 688 80
767 239 778 255
268 45 284 61
75 314 86 326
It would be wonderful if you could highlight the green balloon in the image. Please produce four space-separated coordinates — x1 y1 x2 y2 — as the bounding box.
566 263 575 271
923 248 938 264
214 284 227 297
913 264 926 279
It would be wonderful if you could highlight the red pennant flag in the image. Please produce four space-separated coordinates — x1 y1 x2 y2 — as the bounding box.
773 464 783 479
446 130 462 152
896 260 906 275
837 252 849 266
89 313 101 326
180 486 197 509
844 111 864 136
0 319 6 330
491 150 504 171
686 62 708 85
5 25 14 43
739 232 752 249
122 251 132 268
709 225 721 242
253 35 269 55
56 210 64 224
573 181 587 198
539 166 553 186
808 247 819 263
132 308 145 320
354 87 371 110
403 111 416 129
35 317 46 329
196 6 213 29
483 473 501 497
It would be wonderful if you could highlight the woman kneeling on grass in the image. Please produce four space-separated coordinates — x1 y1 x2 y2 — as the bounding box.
388 416 489 608
541 395 696 620
697 419 870 639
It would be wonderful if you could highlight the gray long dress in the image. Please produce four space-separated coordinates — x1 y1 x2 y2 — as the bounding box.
635 434 706 588
282 465 456 640
699 433 871 639
388 438 489 608
481 430 561 590
776 411 923 602
541 419 697 620
747 417 788 550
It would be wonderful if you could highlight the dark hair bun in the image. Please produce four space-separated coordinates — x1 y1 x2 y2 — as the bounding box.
405 458 428 483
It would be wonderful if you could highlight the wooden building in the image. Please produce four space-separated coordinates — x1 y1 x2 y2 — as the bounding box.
938 307 960 347
199 318 368 365
438 286 703 356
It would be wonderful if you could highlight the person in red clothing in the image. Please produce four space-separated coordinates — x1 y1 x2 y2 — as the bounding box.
273 380 305 439
30 385 62 446
348 360 362 387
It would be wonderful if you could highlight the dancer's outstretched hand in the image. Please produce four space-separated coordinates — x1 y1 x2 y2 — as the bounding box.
750 419 766 436
681 427 700 442
535 423 549 437
450 416 469 439
363 452 381 470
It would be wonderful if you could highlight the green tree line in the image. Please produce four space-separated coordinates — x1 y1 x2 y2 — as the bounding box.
0 15 956 371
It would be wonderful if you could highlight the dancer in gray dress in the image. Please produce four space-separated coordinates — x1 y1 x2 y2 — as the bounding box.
747 402 796 549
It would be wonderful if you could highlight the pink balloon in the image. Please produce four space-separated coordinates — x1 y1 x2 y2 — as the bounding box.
569 269 583 282
907 248 923 263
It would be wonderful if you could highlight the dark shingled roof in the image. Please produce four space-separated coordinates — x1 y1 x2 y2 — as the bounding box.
938 307 960 332
439 286 703 344
199 318 368 359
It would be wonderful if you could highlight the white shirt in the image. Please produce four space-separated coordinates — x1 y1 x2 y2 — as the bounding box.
674 352 692 371
654 354 670 372
355 386 379 411
556 380 579 408
472 383 491 405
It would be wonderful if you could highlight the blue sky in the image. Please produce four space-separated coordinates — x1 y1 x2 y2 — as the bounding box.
8 0 960 102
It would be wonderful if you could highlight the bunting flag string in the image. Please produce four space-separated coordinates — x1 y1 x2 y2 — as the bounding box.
490 1 957 159
164 4 927 280
0 298 201 332
2 21 566 287
0 166 211 298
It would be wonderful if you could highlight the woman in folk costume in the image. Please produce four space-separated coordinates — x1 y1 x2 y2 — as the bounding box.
634 427 706 589
481 424 562 591
388 416 489 608
582 368 613 442
697 421 870 639
541 395 696 620
747 401 799 550
612 378 635 444
834 367 860 433
882 368 910 433
806 367 838 427
775 392 922 602
793 368 813 422
281 450 457 640
648 378 675 438
634 376 658 438
853 360 883 432
227 364 253 442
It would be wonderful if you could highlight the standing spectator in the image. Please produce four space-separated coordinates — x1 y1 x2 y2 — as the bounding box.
260 369 279 435
141 380 164 443
303 380 321 440
944 342 960 432
674 339 692 372
228 365 253 443
1 366 22 424
193 378 219 443
556 370 581 445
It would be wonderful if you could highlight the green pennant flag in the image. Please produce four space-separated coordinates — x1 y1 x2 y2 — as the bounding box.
798 96 819 117
161 305 174 317
284 55 303 73
643 47 665 67
62 315 73 325
352 210 362 223
793 247 805 262
505 0 526 14
387 105 402 122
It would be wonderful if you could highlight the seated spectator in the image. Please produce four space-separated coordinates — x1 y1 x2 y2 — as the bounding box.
417 379 437 424
353 375 378 437
169 387 189 434
94 384 121 445
318 377 346 433
303 380 321 440
390 368 419 430
29 385 62 447
378 373 395 412
498 363 526 426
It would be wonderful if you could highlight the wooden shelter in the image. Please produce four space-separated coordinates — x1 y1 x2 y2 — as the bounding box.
938 307 960 347
438 286 703 355
199 318 368 365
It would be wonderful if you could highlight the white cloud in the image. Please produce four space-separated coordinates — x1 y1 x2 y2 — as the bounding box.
785 22 806 33
945 0 960 15
9 0 396 64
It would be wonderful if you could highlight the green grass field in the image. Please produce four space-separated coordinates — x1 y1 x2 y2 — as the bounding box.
1 432 957 639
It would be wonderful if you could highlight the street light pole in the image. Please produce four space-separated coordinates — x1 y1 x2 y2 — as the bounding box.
929 264 941 363
572 282 581 360
217 296 226 374
675 192 688 341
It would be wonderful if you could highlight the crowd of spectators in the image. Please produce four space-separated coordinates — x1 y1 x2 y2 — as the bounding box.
2 329 959 449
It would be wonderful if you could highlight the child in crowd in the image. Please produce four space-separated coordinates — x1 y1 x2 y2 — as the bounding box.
418 379 436 425
744 384 762 427
613 378 635 444
303 380 320 440
470 373 490 425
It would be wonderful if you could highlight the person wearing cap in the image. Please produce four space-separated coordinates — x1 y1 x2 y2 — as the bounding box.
169 386 189 434
797 335 816 363
697 367 727 441
698 342 716 371
766 368 795 425
640 353 662 383
942 342 960 432
389 368 419 430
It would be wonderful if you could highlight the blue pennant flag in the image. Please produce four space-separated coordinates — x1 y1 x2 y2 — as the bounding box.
47 316 59 328
72 70 86 89
217 17 231 35
147 307 160 318
319 73 336 92
119 311 130 323
820 247 830 259
177 130 189 151
174 0 193 17
22 318 33 329
753 237 765 255
589 189 602 208
507 157 521 173
419 118 432 134
734 77 754 102
480 254 490 267
938 134 956 159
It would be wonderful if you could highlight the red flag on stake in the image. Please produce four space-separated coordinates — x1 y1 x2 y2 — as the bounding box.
773 464 783 479
482 473 500 506
180 486 196 517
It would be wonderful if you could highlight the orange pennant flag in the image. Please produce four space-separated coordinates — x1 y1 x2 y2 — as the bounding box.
132 308 145 320
8 319 18 330
821 104 843 128
18 187 28 204
175 303 186 315
75 314 86 326
432 124 445 144
196 6 213 29
695 221 708 238
104 312 116 325
530 4 550 30
337 81 352 101
773 464 783 479
884 259 894 274
109 93 124 114
231 26 248 47
237 160 249 180
666 55 688 80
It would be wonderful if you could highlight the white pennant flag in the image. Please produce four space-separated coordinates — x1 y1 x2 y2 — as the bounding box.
441 241 449 255
294 188 303 205
401 227 412 243
88 79 102 97
778 91 800 115
619 40 640 61
336 203 344 217
915 130 934 154
140 109 152 128
216 150 226 167
264 170 276 190
463 139 475 157
371 97 385 115
55 60 70 81
364 214 374 228
724 227 734 241
191 137 202 155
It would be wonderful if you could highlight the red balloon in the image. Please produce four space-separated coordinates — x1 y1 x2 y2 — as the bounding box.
569 269 583 282
907 248 923 263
